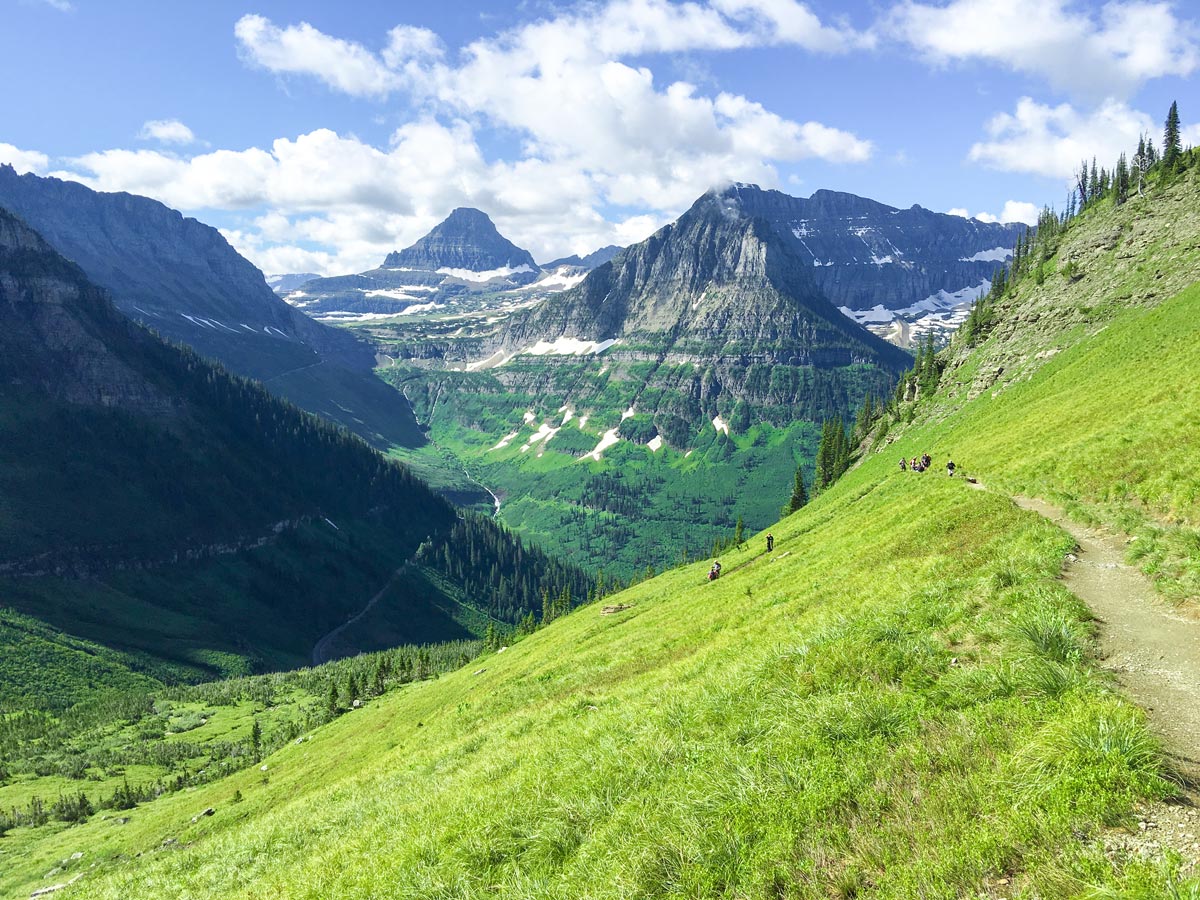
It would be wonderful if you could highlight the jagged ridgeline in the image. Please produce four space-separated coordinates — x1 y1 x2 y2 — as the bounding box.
382 188 912 576
0 207 591 710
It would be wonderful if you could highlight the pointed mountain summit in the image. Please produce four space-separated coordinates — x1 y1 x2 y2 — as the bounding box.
289 208 543 319
502 186 911 372
384 207 538 273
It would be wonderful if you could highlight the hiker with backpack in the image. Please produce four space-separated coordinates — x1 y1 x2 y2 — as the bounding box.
947 458 956 477
708 561 722 581
766 533 774 552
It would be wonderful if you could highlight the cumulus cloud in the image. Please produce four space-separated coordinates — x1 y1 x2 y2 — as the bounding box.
890 0 1199 101
949 201 1039 225
968 97 1155 180
231 6 873 213
56 122 670 272
29 3 879 273
139 119 197 145
0 142 50 175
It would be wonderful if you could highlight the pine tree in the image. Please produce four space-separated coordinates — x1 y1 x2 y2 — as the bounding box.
1164 100 1182 171
1089 158 1100 199
1115 152 1129 204
251 717 262 762
734 514 745 547
786 465 808 513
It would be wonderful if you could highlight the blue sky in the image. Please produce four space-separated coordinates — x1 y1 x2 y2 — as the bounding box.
2 0 1197 274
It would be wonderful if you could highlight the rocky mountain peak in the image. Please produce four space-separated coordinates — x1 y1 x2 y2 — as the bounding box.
382 207 538 273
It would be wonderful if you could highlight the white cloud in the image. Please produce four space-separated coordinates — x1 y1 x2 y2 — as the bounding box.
43 3 877 275
232 7 875 207
234 14 404 97
968 97 1154 180
1183 124 1200 147
35 0 73 11
947 201 1038 225
891 0 1199 100
139 119 197 145
0 142 49 175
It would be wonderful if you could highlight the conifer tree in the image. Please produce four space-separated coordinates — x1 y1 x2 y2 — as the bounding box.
786 464 808 513
251 717 262 762
1089 158 1100 200
734 514 745 547
1115 153 1129 204
1164 100 1182 171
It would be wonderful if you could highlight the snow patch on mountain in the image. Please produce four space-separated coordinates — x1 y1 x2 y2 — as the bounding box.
437 264 535 283
586 428 621 461
524 337 618 357
959 247 1013 263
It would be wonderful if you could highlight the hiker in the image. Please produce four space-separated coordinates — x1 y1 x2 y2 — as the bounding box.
708 561 722 581
899 457 907 472
922 452 931 469
766 533 774 552
947 458 956 477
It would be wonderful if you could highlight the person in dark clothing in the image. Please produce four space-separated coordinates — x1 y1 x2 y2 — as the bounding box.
947 458 956 477
766 533 774 552
899 457 907 471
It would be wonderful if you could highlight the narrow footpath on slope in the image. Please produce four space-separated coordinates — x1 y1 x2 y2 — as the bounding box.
312 563 411 666
1010 495 1200 782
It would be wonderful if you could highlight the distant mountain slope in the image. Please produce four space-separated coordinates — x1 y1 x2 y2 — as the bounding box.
0 207 590 707
542 244 622 270
724 184 1024 344
267 272 321 293
0 165 424 450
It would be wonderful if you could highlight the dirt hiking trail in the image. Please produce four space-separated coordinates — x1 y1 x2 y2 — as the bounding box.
1012 495 1200 783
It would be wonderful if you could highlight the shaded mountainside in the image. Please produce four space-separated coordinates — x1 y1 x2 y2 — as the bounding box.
0 166 423 450
0 207 591 709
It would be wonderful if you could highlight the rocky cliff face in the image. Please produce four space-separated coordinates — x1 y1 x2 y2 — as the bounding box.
502 188 912 371
726 184 1024 310
0 165 372 375
0 207 176 415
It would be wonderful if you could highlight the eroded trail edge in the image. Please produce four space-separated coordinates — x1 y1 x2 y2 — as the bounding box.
1014 495 1200 781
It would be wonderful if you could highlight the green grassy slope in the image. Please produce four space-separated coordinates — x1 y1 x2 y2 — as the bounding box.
11 256 1200 895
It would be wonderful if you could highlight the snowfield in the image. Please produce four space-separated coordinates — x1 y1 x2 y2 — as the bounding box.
523 337 618 356
437 264 535 283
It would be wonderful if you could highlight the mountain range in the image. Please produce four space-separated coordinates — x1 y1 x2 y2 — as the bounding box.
0 165 424 450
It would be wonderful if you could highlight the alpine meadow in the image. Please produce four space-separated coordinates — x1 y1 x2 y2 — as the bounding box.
2 3 1200 899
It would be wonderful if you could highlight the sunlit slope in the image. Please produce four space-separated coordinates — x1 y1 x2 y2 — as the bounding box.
27 465 1168 899
887 280 1200 602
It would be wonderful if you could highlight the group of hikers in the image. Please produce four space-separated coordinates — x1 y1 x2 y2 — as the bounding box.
709 531 773 580
706 454 960 584
900 452 956 477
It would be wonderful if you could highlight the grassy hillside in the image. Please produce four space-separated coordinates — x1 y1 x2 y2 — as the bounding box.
7 241 1200 893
